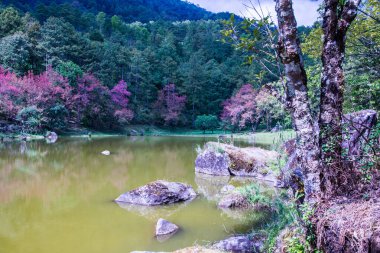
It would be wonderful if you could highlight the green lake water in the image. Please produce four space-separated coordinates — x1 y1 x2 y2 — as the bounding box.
0 136 275 253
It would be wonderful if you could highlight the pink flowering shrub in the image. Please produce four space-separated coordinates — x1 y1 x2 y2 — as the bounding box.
0 66 72 130
0 67 21 120
154 84 186 126
221 84 258 130
111 80 134 124
0 65 134 131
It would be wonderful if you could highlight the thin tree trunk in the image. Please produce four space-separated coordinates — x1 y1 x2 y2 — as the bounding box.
319 0 362 196
275 0 321 202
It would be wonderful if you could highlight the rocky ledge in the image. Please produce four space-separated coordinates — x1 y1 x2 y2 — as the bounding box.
115 180 197 206
195 142 279 182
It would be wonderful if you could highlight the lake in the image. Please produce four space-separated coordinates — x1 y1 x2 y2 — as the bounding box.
0 136 275 253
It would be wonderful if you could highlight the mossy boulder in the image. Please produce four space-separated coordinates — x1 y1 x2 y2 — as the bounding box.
195 142 279 182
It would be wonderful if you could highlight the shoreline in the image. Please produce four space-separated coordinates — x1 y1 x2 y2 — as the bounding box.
0 130 295 146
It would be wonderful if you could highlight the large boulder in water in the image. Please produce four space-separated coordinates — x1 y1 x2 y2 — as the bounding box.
195 147 231 176
115 180 196 206
195 142 279 181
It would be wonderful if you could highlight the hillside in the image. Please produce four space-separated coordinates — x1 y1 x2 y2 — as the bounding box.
0 0 233 23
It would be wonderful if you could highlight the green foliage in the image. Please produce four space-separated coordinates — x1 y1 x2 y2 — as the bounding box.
238 184 272 206
194 115 219 134
286 237 307 253
16 106 42 133
44 104 69 130
0 7 22 38
56 61 83 86
302 0 380 113
0 32 32 74
358 121 380 182
221 13 280 82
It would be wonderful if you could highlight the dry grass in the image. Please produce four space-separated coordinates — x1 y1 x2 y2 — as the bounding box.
314 198 380 253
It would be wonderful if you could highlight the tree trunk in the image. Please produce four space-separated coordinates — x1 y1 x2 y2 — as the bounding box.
275 0 321 202
320 0 362 196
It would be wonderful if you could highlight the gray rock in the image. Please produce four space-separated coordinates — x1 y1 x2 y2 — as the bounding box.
155 218 179 240
195 142 278 179
195 148 231 176
115 180 196 206
213 235 263 253
45 131 58 143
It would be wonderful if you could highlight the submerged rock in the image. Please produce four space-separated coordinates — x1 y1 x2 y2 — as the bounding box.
195 142 279 181
155 218 179 241
213 235 264 253
115 180 196 206
195 173 230 201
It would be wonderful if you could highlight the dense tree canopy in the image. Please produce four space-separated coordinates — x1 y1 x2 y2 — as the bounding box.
0 4 277 131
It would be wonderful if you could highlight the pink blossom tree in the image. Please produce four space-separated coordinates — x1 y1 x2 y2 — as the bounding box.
0 66 72 129
0 67 21 120
110 80 134 124
221 84 258 131
74 73 114 129
155 84 186 126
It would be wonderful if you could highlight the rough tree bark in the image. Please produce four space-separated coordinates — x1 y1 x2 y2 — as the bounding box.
320 0 362 196
275 0 321 202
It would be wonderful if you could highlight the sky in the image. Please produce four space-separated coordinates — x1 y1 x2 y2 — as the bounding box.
186 0 322 26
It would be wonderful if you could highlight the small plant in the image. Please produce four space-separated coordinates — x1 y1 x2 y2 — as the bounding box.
238 184 271 206
286 237 306 253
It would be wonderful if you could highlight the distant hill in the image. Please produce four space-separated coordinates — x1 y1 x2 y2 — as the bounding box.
1 0 237 23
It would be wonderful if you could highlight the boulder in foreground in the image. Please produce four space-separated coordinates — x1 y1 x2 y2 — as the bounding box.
115 180 196 206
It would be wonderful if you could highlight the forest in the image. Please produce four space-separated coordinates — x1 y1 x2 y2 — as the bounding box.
0 0 304 133
0 0 378 134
